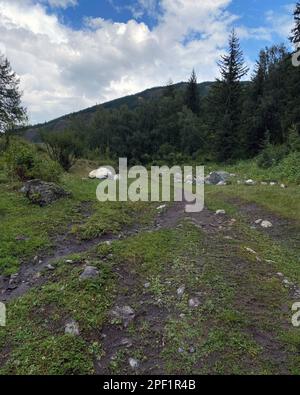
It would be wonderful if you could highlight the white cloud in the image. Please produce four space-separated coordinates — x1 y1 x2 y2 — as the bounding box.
45 0 78 8
0 0 251 124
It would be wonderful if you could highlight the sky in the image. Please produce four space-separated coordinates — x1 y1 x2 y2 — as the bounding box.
0 0 296 124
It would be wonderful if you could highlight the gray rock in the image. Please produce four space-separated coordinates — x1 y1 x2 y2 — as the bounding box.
261 220 273 229
189 297 201 308
119 338 133 348
216 209 226 215
245 179 256 186
177 285 185 297
129 358 139 369
205 171 230 185
65 319 80 336
79 266 99 281
111 305 135 327
21 179 71 207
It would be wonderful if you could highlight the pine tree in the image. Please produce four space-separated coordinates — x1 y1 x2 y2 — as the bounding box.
185 69 200 114
0 53 27 134
290 2 300 45
211 29 249 161
164 79 175 98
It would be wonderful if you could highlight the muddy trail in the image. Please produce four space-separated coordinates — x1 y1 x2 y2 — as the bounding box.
94 199 300 374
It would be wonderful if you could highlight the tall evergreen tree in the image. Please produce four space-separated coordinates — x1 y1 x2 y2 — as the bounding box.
185 69 200 114
290 2 300 45
209 29 249 161
0 53 27 134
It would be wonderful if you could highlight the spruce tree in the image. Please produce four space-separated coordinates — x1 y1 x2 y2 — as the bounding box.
0 53 27 134
185 69 200 114
211 29 249 161
290 2 300 45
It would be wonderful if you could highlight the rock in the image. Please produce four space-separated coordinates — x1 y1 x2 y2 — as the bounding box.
217 181 227 186
119 338 133 348
46 264 55 271
245 247 257 255
178 347 184 353
245 179 256 186
270 182 277 186
255 219 263 225
129 358 139 369
189 347 196 354
89 167 113 180
216 209 226 215
205 171 230 185
79 266 99 281
65 319 80 336
261 181 268 186
280 184 287 189
65 260 73 264
261 220 273 229
189 297 201 308
21 180 71 207
177 285 185 297
144 282 151 289
157 204 166 211
277 272 284 278
111 305 135 327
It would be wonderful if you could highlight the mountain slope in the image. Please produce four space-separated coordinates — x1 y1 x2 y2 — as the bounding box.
20 81 213 142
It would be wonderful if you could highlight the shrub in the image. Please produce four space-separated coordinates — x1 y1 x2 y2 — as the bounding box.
257 144 288 169
275 152 300 184
4 138 63 182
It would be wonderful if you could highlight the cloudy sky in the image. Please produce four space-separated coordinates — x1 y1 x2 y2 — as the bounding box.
0 0 295 124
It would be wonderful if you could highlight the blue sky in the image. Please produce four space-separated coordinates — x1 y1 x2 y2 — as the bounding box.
0 0 296 123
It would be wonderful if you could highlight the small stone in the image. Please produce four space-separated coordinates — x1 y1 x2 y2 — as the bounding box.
179 313 186 319
261 220 273 229
46 264 55 271
178 348 184 353
217 181 227 186
216 209 226 215
245 247 257 255
65 260 73 264
245 179 255 186
157 204 166 211
120 338 133 348
277 272 284 277
261 182 268 186
189 347 196 354
255 219 263 225
111 305 135 327
189 297 201 308
281 184 287 189
65 319 80 336
144 282 151 289
79 266 99 281
270 182 277 186
177 285 185 297
129 358 139 369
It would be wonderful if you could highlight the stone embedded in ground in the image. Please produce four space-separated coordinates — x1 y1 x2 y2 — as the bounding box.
144 282 151 289
178 347 184 353
280 184 287 189
79 266 99 281
270 182 277 186
205 171 230 185
245 179 256 186
189 347 196 353
119 338 133 348
65 260 73 264
21 179 71 207
89 167 113 180
111 305 135 327
65 319 80 336
255 219 263 225
217 181 227 186
128 358 139 369
189 297 201 308
245 247 257 255
46 264 55 271
177 285 185 297
157 204 166 211
216 209 226 215
261 220 273 229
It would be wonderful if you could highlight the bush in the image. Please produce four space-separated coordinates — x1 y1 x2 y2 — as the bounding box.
257 144 288 169
275 152 300 184
4 139 63 182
